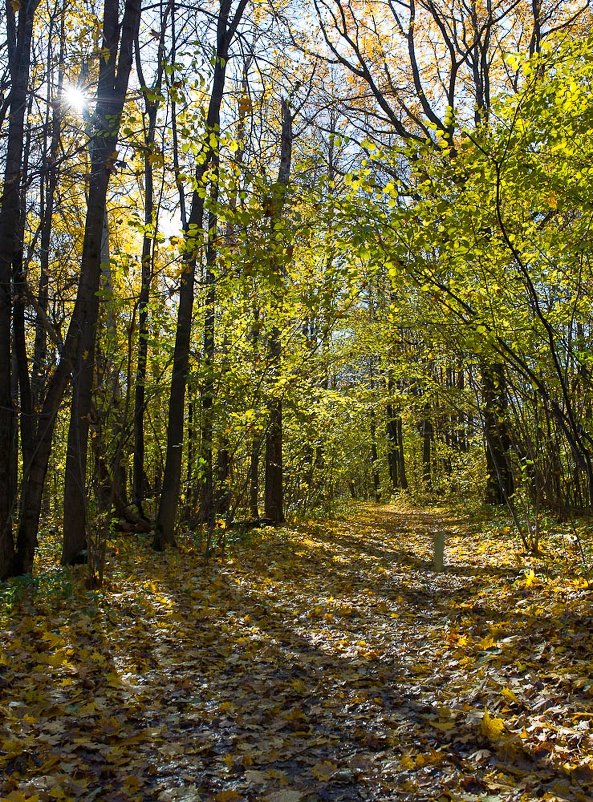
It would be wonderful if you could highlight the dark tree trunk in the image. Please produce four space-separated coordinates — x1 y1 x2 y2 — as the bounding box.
249 434 260 519
216 442 231 517
248 300 261 520
386 405 399 489
264 98 292 524
185 397 197 518
132 114 156 519
32 10 65 411
370 413 381 503
386 399 407 491
483 362 515 505
421 404 433 488
196 160 222 527
264 337 284 522
14 94 34 480
91 217 133 526
0 0 41 578
155 0 248 548
132 15 168 519
61 0 142 565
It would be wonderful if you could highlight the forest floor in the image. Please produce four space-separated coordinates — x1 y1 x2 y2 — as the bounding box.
1 503 593 802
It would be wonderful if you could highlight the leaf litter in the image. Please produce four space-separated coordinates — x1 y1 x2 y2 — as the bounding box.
1 503 592 801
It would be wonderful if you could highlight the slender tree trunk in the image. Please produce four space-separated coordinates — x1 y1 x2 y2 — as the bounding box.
482 362 514 505
214 339 231 519
14 93 34 480
154 0 248 548
421 404 433 488
386 404 399 489
91 216 132 524
60 0 142 565
133 123 156 518
386 372 407 491
386 405 407 490
0 0 41 578
32 9 65 410
248 306 261 520
197 191 218 528
264 327 284 522
397 416 408 488
186 397 197 517
370 412 381 503
132 16 168 519
249 434 261 519
216 441 231 516
264 98 292 524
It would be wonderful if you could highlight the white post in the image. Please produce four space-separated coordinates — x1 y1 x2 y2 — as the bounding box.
433 531 446 572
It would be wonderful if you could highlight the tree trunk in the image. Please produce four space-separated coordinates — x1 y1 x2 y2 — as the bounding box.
370 412 381 503
482 362 515 505
196 170 219 528
216 441 231 517
249 434 261 519
264 98 292 524
264 334 284 522
386 396 407 491
132 116 156 519
0 0 41 578
155 0 248 548
60 0 142 565
421 404 433 488
132 15 168 519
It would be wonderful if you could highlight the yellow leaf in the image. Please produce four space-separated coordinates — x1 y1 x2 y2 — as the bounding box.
501 687 519 704
214 792 243 802
481 709 506 742
432 720 455 732
311 760 336 780
478 634 497 650
123 776 142 792
524 569 537 588
42 632 65 648
238 95 253 114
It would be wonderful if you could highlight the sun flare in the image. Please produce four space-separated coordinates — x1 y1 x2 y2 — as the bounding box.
63 84 86 113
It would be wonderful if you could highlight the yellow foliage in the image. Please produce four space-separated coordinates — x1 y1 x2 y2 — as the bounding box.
481 709 507 742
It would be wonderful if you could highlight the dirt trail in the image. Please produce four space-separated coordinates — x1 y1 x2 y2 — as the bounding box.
1 504 592 802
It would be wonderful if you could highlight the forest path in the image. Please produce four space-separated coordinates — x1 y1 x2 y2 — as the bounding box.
1 504 592 802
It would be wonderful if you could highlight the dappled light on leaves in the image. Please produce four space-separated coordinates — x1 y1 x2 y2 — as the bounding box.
1 504 593 800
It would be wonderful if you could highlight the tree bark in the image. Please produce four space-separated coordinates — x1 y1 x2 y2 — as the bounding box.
59 0 142 565
132 14 168 519
421 404 433 488
154 0 248 548
196 187 218 528
0 0 41 578
482 362 515 505
370 412 381 503
264 98 293 524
